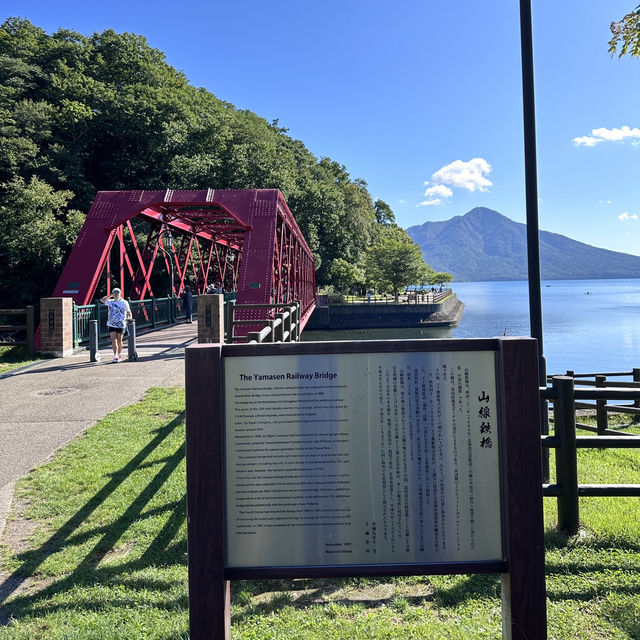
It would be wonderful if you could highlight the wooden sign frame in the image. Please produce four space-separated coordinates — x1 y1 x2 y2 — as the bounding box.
185 337 546 639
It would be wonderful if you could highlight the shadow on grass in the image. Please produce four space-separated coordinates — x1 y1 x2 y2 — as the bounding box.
0 412 188 626
231 572 502 624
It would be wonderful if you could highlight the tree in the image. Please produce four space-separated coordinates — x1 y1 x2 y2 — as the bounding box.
0 176 84 304
431 272 453 287
364 226 433 301
373 199 396 226
609 5 640 57
329 258 365 294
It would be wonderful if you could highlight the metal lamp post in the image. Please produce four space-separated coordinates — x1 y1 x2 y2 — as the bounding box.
159 227 176 323
519 0 549 480
167 230 176 322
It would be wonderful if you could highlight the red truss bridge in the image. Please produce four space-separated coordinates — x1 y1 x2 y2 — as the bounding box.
52 189 317 335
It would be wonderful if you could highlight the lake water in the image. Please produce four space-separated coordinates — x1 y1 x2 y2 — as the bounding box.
304 279 640 376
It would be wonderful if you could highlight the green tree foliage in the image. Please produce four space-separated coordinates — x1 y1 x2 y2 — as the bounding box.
364 226 433 301
431 272 453 287
0 17 381 303
609 5 640 57
0 176 84 303
329 258 365 294
373 199 396 226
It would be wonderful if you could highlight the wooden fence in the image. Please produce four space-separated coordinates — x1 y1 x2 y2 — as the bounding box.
541 372 640 535
0 306 35 356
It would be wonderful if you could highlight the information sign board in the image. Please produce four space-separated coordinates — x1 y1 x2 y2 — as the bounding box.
224 350 502 568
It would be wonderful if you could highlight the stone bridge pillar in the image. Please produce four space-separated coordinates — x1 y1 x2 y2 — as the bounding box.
40 297 74 357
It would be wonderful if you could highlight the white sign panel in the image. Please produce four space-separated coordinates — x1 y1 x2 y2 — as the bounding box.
224 350 502 568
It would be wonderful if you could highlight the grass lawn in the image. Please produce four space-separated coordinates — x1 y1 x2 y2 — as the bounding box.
0 346 40 375
0 389 638 639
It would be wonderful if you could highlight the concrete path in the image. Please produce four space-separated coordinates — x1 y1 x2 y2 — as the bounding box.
0 322 198 535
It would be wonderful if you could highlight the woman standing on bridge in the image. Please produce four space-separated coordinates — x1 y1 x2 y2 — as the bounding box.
100 288 132 362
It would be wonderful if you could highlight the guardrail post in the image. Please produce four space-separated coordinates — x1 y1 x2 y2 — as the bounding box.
95 302 102 340
552 375 579 535
151 298 156 328
595 374 607 435
277 313 285 342
284 308 291 342
127 319 138 361
72 302 79 348
293 302 300 341
89 320 100 362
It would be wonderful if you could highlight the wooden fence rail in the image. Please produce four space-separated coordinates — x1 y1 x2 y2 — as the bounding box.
541 375 640 535
0 306 35 356
548 369 640 433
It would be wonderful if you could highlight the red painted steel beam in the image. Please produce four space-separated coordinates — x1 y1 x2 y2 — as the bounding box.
51 189 316 332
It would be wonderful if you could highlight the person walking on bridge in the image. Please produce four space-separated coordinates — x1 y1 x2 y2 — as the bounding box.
181 285 194 323
100 288 132 362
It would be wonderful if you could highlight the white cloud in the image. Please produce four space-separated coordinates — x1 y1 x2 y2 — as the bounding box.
573 126 640 147
417 157 492 207
618 211 638 221
423 184 453 199
430 158 493 192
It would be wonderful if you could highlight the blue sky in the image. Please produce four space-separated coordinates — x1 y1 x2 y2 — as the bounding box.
3 1 640 255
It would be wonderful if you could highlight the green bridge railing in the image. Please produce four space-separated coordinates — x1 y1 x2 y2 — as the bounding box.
72 296 198 347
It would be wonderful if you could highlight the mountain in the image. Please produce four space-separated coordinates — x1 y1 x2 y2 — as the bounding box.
406 207 640 281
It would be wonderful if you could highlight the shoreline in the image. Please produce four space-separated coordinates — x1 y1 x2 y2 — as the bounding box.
306 294 464 331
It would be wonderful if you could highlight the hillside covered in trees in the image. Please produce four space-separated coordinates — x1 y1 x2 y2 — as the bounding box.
0 18 429 305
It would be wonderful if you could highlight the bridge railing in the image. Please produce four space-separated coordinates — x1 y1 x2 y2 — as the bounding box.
541 374 640 535
72 296 197 346
225 301 301 343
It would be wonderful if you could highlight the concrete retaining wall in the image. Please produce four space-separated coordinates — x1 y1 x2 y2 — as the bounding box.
306 294 463 330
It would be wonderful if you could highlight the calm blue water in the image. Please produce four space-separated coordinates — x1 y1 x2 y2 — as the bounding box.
305 279 640 376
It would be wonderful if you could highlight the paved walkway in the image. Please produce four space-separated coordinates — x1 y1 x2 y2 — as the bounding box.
0 322 198 535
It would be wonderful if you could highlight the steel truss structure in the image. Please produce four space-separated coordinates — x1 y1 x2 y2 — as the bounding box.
52 189 317 333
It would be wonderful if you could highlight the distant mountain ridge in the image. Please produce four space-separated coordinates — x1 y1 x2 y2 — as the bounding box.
406 207 640 282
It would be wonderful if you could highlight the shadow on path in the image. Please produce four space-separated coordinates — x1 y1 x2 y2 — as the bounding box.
0 413 187 625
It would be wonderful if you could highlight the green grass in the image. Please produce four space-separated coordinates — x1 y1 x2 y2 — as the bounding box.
0 393 638 639
0 345 40 375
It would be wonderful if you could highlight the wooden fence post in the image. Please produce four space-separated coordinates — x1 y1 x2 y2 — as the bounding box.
553 375 579 535
25 305 35 356
595 375 607 435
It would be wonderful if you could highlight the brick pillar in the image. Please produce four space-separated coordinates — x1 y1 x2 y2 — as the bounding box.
40 298 74 357
197 295 224 343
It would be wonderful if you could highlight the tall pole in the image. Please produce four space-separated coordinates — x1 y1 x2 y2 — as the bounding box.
520 0 549 481
519 0 544 374
168 231 176 323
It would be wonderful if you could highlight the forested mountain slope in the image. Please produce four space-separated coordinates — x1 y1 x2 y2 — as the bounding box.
407 207 640 281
